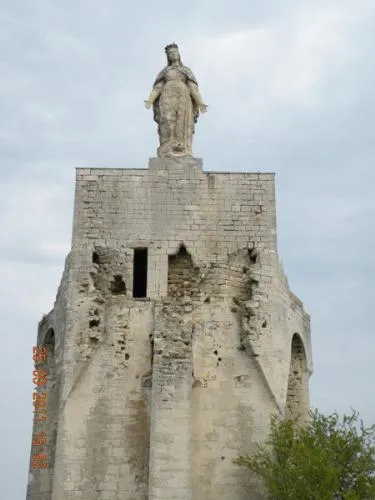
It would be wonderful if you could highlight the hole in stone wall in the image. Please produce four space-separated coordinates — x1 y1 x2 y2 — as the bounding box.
133 248 148 298
143 377 152 388
92 251 100 265
246 277 259 300
248 248 258 264
192 379 203 388
110 274 127 295
89 319 100 328
125 353 130 360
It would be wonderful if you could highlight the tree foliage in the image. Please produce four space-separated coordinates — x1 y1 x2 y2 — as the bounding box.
234 409 375 499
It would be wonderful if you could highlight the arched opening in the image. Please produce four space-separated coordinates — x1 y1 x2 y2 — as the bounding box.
285 333 309 423
167 244 199 298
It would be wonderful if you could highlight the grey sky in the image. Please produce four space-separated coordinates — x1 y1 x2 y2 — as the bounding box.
1 1 374 498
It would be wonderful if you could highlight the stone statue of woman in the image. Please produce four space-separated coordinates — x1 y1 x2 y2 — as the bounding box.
144 43 208 157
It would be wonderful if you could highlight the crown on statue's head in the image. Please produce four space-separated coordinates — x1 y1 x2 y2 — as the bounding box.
165 43 179 53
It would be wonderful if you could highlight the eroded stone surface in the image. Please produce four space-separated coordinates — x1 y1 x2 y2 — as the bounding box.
27 156 312 500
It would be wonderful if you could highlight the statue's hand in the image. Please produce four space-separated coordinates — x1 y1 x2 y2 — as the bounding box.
144 100 152 110
199 103 208 113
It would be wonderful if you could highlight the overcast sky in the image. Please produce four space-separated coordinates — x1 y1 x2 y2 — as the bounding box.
1 1 374 498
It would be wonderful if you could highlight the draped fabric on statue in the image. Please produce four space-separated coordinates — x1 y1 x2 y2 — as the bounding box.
152 65 200 155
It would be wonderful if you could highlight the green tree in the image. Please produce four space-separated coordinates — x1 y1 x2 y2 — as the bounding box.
234 409 375 500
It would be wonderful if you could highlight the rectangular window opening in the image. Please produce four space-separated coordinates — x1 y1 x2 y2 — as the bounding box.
133 248 148 298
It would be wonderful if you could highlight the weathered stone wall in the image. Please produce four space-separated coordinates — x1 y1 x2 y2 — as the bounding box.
27 253 71 500
27 156 312 500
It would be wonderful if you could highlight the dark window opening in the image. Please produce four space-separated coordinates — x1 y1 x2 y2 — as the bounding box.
133 248 148 298
110 274 126 295
92 251 100 264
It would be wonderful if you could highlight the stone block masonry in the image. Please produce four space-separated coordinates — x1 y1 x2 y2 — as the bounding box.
26 155 312 500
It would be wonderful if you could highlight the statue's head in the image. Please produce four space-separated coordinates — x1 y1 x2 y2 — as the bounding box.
165 43 181 65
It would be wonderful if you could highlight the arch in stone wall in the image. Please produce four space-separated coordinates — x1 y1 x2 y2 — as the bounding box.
285 333 309 423
167 243 200 298
42 327 55 353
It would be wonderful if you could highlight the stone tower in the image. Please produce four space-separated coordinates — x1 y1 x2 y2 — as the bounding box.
27 44 312 500
27 155 312 500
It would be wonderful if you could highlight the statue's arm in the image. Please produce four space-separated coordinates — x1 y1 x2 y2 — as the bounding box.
145 81 163 109
187 81 208 112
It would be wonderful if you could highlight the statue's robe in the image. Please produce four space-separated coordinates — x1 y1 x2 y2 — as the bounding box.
152 65 200 126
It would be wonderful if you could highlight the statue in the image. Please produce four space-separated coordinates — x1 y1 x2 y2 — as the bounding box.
145 43 208 157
